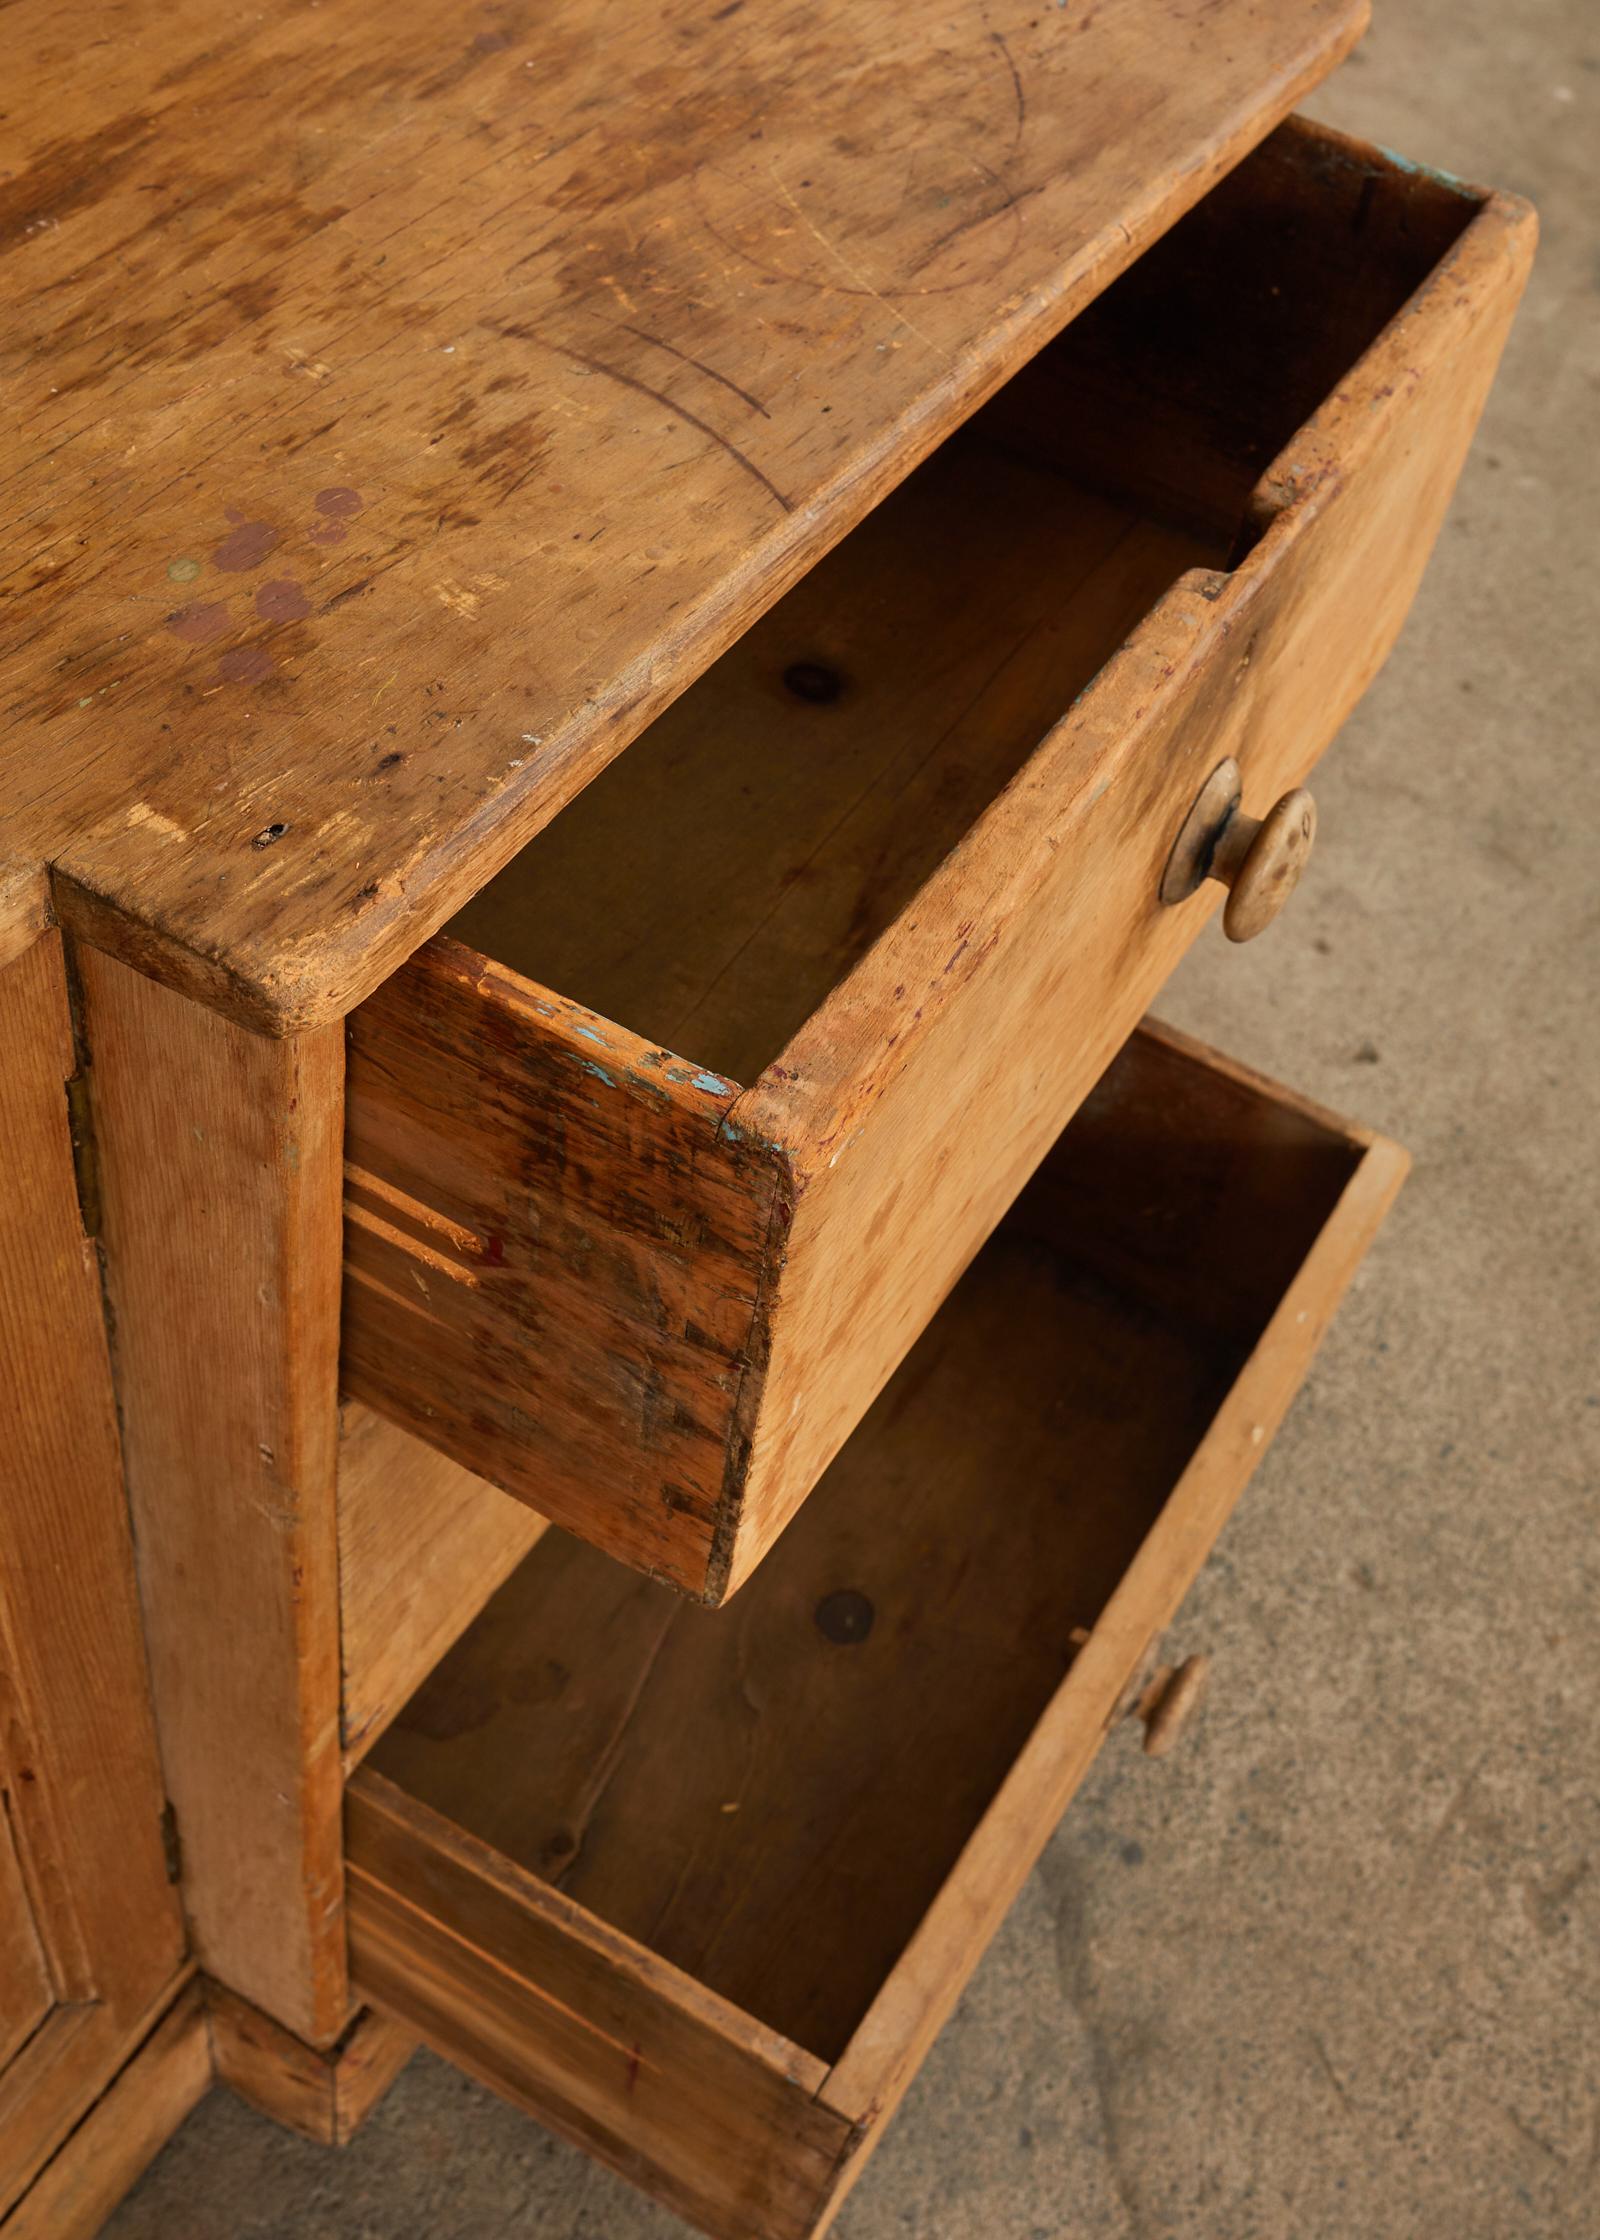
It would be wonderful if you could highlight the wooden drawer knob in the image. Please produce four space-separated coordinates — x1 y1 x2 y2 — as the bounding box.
1134 1653 1211 1758
1161 758 1317 941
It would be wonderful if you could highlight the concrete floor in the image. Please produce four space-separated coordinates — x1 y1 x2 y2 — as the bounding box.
106 2 1598 2233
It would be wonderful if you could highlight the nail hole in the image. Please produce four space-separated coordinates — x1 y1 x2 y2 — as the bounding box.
814 1588 875 1645
783 659 845 706
252 821 290 849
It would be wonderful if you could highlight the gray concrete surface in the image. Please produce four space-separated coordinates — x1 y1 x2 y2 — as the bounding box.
105 2 1598 2232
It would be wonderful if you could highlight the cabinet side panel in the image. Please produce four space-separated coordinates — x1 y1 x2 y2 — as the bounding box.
80 946 347 2042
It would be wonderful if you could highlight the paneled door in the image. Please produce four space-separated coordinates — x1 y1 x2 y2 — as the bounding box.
0 925 187 2215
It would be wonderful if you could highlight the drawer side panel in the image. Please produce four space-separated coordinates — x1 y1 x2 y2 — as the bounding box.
822 1029 1409 2131
728 183 1533 1591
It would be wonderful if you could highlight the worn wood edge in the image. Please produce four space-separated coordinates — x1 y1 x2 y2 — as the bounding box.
0 861 51 978
44 20 1367 1041
0 1974 209 2240
345 1773 830 2094
206 1980 414 2146
818 1083 1408 2127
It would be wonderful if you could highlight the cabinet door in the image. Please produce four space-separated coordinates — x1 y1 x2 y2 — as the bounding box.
0 1828 51 2076
0 927 187 2214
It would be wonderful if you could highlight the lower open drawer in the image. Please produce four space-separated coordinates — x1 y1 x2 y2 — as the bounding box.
346 1021 1406 2240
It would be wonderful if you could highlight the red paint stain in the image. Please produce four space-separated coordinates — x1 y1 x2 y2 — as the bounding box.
482 1232 506 1267
314 486 363 518
217 644 275 683
166 601 231 643
213 514 281 571
255 578 312 623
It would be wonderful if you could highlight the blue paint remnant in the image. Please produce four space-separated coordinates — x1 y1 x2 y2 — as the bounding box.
568 1021 609 1045
690 1070 732 1096
1378 145 1472 196
575 1058 616 1087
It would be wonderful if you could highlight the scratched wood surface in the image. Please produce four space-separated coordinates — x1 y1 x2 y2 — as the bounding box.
344 126 1532 1604
356 1021 1407 2238
0 0 1366 1030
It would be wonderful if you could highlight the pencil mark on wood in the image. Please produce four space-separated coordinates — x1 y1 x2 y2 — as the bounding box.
618 324 772 418
529 335 793 515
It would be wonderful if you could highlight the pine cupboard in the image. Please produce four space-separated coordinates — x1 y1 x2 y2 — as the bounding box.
0 0 1530 2231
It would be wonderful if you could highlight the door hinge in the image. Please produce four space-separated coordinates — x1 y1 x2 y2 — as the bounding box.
64 1071 102 1240
160 1799 183 1885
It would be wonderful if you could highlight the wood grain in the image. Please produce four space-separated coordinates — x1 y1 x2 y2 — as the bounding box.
338 1403 546 1770
0 1830 49 2078
345 127 1531 1604
207 1982 413 2146
0 928 187 2212
79 948 348 2043
0 0 1367 1025
356 1021 1405 2236
0 1981 210 2240
348 1779 853 2240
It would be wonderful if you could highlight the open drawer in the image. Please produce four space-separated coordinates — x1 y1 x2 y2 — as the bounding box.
347 1020 1408 2240
342 117 1529 1601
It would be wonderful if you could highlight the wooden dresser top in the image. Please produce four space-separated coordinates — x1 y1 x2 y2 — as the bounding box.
0 0 1364 1029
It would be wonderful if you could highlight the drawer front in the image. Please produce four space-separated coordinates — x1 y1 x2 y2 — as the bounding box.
343 126 1530 1602
347 1021 1407 2240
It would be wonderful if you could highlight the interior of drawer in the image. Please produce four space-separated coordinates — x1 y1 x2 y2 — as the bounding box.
365 1022 1370 2067
446 119 1479 1088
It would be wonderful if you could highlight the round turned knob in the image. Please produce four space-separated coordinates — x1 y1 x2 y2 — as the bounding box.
1161 758 1317 942
1134 1653 1211 1758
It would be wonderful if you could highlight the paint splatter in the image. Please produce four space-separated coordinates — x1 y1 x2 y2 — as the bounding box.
308 520 348 547
315 486 363 518
212 512 281 571
166 556 202 583
217 644 275 683
166 601 232 644
255 578 311 623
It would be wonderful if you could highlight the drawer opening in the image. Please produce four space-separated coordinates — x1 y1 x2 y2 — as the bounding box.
984 115 1482 557
363 1023 1374 2068
445 122 1480 1090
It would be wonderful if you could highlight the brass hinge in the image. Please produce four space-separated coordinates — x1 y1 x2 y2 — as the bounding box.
160 1799 183 1885
63 1071 101 1239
